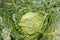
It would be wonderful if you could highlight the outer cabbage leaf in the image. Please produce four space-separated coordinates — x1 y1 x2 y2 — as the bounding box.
40 8 60 40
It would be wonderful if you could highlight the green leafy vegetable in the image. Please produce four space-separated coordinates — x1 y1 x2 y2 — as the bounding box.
0 0 60 40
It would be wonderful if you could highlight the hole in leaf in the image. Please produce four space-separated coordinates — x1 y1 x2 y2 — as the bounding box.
10 35 15 40
47 2 50 5
53 5 56 8
59 9 60 11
